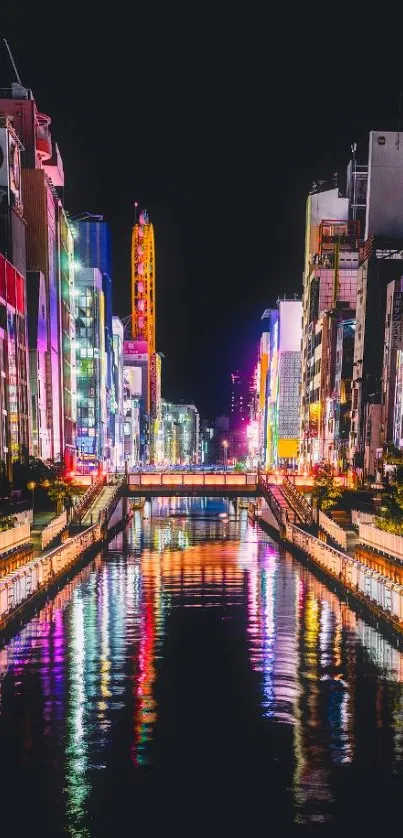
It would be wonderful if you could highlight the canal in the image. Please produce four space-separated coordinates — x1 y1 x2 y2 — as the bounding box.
1 497 403 836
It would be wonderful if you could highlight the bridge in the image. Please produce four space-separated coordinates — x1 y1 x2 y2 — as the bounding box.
122 471 315 529
124 471 259 497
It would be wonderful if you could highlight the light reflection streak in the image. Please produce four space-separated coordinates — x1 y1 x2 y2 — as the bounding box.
65 592 90 837
2 503 403 832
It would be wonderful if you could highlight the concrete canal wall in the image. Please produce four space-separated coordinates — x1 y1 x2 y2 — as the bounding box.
0 523 103 633
276 517 403 643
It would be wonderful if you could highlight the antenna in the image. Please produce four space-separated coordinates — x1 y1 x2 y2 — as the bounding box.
133 201 138 224
3 39 22 84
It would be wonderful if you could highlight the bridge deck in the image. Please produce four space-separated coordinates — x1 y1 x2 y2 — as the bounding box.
124 472 258 497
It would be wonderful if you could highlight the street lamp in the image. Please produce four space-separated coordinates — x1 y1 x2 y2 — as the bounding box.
222 439 228 473
27 481 37 513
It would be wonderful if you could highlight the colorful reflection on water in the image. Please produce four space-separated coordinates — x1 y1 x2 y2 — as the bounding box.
1 497 403 834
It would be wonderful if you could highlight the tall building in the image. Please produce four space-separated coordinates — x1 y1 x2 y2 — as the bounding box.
161 402 200 465
130 209 159 462
123 340 149 466
0 253 30 477
75 268 106 472
0 83 76 469
300 175 361 471
75 217 115 470
112 316 125 471
230 370 248 428
0 111 30 476
333 319 355 470
381 279 403 448
350 132 403 477
276 299 302 466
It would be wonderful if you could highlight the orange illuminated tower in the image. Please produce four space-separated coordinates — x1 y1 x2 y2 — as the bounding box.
131 208 155 355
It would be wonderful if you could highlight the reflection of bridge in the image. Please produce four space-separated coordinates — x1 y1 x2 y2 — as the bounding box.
124 471 259 497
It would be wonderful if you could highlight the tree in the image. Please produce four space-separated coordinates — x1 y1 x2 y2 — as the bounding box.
46 479 72 515
311 464 342 511
376 482 403 534
0 461 10 499
0 513 17 532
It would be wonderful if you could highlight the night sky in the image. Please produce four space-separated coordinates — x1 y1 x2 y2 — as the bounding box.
1 15 401 417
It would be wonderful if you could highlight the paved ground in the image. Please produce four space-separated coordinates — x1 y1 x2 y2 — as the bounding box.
30 510 55 555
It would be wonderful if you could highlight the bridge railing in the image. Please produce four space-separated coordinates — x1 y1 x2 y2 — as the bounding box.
127 472 258 489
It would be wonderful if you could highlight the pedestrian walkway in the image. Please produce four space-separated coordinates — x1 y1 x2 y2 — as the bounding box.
30 511 55 555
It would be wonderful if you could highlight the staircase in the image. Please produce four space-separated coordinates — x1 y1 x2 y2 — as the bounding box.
81 484 120 527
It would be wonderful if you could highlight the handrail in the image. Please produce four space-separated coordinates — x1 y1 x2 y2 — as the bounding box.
282 476 314 524
259 477 289 527
73 476 105 524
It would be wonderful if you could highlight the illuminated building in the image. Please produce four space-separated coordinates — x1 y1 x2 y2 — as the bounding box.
0 83 76 468
252 300 301 470
131 209 155 403
123 340 149 466
380 279 403 452
348 132 403 476
0 252 30 476
332 319 355 470
230 370 248 429
130 208 161 463
351 236 403 476
161 401 200 465
200 419 215 464
112 316 125 470
75 216 116 469
0 111 30 476
300 169 361 471
75 268 107 471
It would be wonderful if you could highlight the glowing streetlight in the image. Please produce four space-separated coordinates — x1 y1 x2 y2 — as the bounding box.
27 481 37 513
222 439 228 472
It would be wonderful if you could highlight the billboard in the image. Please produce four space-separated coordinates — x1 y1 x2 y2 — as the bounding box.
392 291 403 350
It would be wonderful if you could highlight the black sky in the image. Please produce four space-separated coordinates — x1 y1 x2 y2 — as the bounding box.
2 12 402 417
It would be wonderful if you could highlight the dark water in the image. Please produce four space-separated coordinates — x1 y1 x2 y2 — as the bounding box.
1 497 403 836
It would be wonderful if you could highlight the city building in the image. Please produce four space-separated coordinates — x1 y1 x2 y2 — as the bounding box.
123 340 148 466
75 268 107 472
0 253 30 477
161 401 200 465
350 131 403 477
230 370 248 429
112 316 125 471
131 209 159 462
250 300 301 470
75 216 115 470
381 279 403 449
200 419 216 465
0 83 76 469
332 318 355 471
0 111 30 477
300 175 361 471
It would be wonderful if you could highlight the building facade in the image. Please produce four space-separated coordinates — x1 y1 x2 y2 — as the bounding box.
112 316 125 471
0 253 30 477
300 179 360 471
75 268 106 472
0 84 76 469
161 402 200 465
